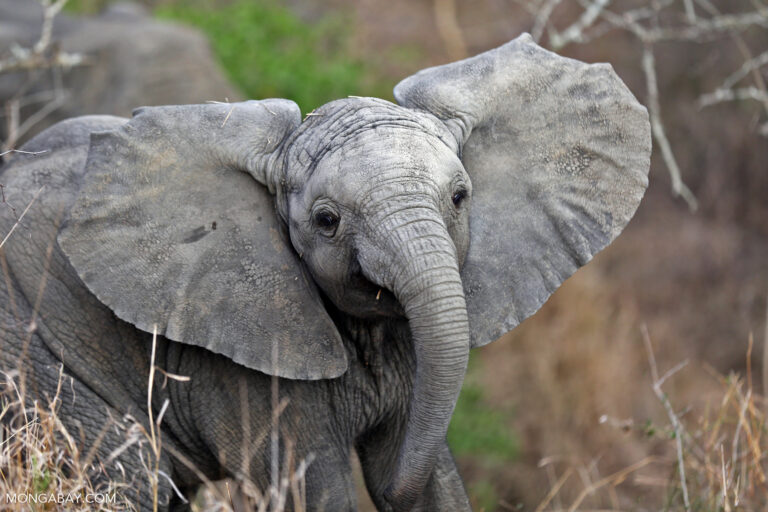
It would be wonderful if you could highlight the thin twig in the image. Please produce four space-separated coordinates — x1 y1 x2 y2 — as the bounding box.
683 0 697 23
642 325 691 511
34 0 69 54
566 456 657 511
434 0 468 60
550 0 612 50
719 49 768 91
700 86 768 107
763 287 768 404
270 339 279 512
642 45 698 211
532 0 564 43
10 90 69 147
535 467 574 512
147 325 160 512
221 104 236 128
0 0 85 153
0 149 49 158
533 0 768 202
0 186 45 250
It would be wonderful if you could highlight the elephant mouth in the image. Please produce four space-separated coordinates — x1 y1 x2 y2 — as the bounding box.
326 270 404 319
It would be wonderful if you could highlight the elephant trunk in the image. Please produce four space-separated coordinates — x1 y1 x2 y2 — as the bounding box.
360 207 470 511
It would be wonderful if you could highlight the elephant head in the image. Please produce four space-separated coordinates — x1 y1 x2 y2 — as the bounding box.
59 35 650 510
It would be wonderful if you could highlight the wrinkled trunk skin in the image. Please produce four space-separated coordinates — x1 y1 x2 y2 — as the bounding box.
358 204 471 511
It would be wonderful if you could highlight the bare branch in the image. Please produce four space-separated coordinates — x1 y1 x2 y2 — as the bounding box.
0 186 45 250
657 358 690 389
5 90 69 151
720 49 768 90
434 0 468 60
684 0 697 23
549 0 612 50
763 287 768 405
1 0 85 153
642 45 698 210
0 47 86 74
4 100 20 154
0 0 84 75
0 148 49 157
700 86 768 107
34 0 69 53
642 325 691 511
531 0 564 43
641 11 768 43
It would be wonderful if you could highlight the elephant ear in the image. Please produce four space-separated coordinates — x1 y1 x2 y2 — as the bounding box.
59 100 347 379
394 34 651 347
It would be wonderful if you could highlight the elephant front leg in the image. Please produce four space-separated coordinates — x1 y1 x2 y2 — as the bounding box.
357 424 471 512
301 445 358 512
411 441 472 512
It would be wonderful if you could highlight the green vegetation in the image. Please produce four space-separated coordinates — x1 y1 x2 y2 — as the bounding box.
63 0 110 14
155 0 393 114
448 355 518 462
447 354 517 511
31 456 51 494
467 479 500 512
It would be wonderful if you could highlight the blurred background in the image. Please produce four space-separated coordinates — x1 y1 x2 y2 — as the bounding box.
2 0 767 510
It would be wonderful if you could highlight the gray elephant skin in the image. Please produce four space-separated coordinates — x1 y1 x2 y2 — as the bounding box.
0 35 650 511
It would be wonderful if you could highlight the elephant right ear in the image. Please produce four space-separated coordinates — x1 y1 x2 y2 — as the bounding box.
395 35 651 348
59 100 347 380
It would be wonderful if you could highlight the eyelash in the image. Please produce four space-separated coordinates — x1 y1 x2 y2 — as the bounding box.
452 189 467 207
314 210 339 235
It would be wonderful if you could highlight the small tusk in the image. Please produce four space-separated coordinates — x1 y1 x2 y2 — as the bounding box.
376 289 382 300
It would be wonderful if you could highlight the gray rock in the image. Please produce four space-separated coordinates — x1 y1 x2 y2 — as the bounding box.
0 0 240 144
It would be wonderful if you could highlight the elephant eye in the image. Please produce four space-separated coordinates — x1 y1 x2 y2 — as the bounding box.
314 210 339 235
452 189 467 208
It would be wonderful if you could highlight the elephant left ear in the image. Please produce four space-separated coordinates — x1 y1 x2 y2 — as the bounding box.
59 101 347 379
395 34 651 347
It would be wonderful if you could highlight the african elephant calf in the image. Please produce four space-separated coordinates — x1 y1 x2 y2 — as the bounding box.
0 35 650 511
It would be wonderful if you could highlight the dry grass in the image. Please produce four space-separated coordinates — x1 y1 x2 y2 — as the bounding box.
0 367 132 510
517 335 768 512
1 187 311 512
0 330 312 512
2 294 765 512
467 216 768 511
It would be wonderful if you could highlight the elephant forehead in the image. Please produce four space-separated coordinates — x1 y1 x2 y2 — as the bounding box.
306 130 463 207
283 97 458 182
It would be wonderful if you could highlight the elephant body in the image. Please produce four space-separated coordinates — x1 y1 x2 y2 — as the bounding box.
0 36 651 511
0 117 468 511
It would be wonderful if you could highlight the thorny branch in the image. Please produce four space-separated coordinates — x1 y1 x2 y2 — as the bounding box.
524 0 768 211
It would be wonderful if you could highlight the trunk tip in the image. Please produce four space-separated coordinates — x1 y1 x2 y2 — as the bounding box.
383 481 420 512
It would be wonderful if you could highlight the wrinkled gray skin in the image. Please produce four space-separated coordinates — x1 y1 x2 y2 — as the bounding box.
0 36 651 511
